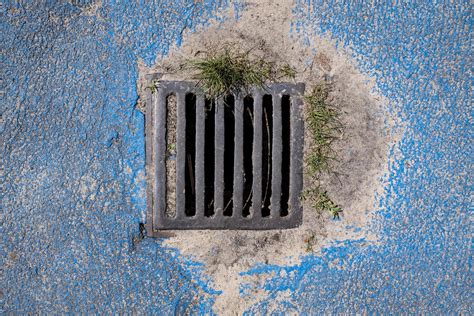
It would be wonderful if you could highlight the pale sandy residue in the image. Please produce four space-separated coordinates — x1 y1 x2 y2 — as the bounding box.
137 0 399 314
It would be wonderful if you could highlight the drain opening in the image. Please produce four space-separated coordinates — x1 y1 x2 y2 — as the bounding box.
281 95 291 217
204 99 215 217
146 81 305 231
242 95 254 217
223 96 235 216
165 93 177 218
185 93 196 216
262 94 273 217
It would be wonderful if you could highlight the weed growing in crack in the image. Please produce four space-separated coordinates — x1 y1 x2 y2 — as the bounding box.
303 83 344 219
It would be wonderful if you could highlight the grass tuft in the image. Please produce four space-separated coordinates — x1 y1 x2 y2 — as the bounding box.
303 84 342 175
301 189 343 219
302 84 344 219
314 190 343 219
186 49 295 98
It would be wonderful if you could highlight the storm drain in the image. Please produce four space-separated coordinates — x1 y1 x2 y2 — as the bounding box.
145 79 305 232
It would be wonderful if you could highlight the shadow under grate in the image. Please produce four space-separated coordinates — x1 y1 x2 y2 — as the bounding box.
145 80 305 233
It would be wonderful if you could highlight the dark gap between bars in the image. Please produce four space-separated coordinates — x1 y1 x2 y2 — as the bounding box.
185 93 196 216
281 95 291 217
242 95 254 217
223 95 235 217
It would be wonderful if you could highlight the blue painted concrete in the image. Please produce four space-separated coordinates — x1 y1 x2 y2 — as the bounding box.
1 1 232 313
1 0 471 314
241 1 472 314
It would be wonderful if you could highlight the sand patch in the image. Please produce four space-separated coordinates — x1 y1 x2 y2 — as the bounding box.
137 0 398 313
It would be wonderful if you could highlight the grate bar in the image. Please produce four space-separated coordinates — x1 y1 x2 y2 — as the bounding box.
214 97 225 216
290 90 304 217
175 92 186 219
154 89 167 226
251 89 263 219
195 96 205 218
233 94 244 217
144 75 155 234
271 93 282 218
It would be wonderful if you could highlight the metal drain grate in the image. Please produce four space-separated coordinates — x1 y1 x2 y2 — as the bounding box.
145 79 305 233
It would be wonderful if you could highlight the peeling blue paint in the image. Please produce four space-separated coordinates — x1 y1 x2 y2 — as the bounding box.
1 0 471 314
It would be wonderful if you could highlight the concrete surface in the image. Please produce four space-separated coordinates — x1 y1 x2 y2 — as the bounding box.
1 0 471 314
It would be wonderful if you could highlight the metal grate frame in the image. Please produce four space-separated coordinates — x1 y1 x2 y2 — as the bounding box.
145 77 305 234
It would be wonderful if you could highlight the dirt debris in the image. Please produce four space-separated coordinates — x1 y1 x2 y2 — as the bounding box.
165 94 177 218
